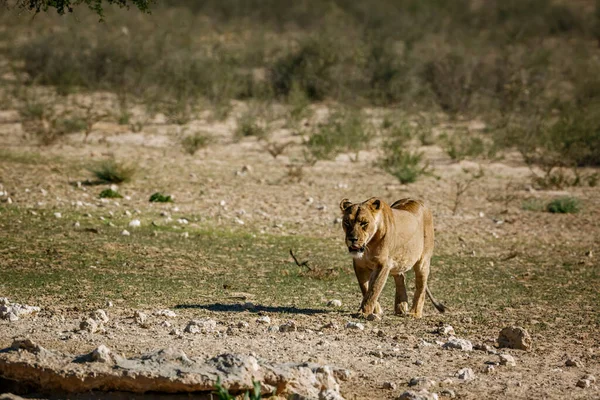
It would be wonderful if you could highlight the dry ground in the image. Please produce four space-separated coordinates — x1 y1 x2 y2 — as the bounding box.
0 100 599 399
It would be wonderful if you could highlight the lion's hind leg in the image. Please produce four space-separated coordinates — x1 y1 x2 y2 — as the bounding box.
393 273 409 315
409 258 430 318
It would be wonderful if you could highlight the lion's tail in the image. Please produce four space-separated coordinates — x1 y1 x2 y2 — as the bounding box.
426 287 447 313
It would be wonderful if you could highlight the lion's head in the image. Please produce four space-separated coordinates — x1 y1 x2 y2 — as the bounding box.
339 197 382 257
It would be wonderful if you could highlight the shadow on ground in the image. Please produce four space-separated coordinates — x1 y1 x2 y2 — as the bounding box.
174 302 329 315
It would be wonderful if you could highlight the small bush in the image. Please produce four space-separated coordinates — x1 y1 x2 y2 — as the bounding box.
441 131 489 161
304 110 371 164
89 160 135 184
235 111 268 141
182 133 211 155
149 192 173 203
99 188 123 199
379 122 428 184
546 197 581 214
57 116 87 134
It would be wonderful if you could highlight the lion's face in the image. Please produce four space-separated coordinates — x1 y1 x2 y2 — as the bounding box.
339 198 381 257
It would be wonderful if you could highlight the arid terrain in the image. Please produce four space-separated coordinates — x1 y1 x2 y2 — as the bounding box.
0 98 599 399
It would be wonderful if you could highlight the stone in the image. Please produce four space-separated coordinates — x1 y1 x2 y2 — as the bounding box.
279 321 297 332
154 309 177 318
499 354 516 367
442 337 473 351
169 329 181 336
121 230 131 236
408 377 435 388
565 358 583 368
583 374 596 383
133 311 147 326
256 316 271 325
345 321 365 331
435 325 455 336
483 365 495 374
267 326 280 333
237 321 249 329
498 326 532 351
128 219 141 228
91 309 109 323
0 301 41 320
397 390 439 400
577 379 591 388
80 318 98 333
440 389 456 398
91 345 113 363
7 312 18 322
54 212 62 219
184 319 217 334
0 346 349 399
327 299 342 307
457 368 475 381
383 381 397 390
474 343 497 354
366 313 381 321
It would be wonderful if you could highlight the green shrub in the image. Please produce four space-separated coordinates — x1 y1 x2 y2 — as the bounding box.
235 111 268 141
99 188 123 199
149 192 173 203
379 122 429 184
182 132 211 155
441 131 489 161
304 109 371 163
546 197 581 214
522 199 545 212
89 160 135 184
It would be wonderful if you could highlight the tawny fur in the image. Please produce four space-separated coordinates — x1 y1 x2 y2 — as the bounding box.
340 197 445 318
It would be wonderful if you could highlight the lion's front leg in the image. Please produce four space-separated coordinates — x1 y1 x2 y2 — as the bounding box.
360 264 390 316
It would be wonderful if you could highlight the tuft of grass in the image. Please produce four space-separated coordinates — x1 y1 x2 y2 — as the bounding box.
235 111 268 141
441 131 489 161
304 109 371 164
181 132 211 155
99 189 123 199
522 199 545 212
88 160 136 184
379 122 429 184
546 197 581 214
149 192 173 203
213 377 261 400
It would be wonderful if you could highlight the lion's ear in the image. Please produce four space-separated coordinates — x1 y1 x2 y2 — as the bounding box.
340 198 352 212
366 198 382 211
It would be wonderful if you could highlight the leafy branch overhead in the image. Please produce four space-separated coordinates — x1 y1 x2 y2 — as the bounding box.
12 0 153 18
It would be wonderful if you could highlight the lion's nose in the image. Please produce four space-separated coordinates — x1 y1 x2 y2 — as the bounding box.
349 236 358 243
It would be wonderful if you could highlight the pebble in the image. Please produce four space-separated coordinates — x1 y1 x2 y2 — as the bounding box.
382 381 397 390
73 221 80 227
442 337 473 351
565 358 583 368
267 326 280 333
440 389 456 398
237 321 249 329
483 365 495 374
327 299 342 307
128 219 141 228
408 377 435 388
457 368 475 381
124 210 132 217
80 318 99 333
91 309 109 323
498 326 532 351
256 316 271 325
154 309 177 318
414 359 424 366
91 344 112 363
121 230 131 236
177 218 189 225
366 313 381 321
133 311 147 326
181 232 189 238
169 329 181 336
397 390 439 400
577 379 591 388
435 324 455 336
234 218 245 225
279 320 297 332
54 212 62 219
345 321 365 330
184 319 217 334
499 354 516 367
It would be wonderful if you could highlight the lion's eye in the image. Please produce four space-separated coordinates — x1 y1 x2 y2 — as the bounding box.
360 221 368 228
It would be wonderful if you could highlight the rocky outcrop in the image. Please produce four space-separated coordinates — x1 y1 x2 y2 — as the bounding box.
0 339 350 399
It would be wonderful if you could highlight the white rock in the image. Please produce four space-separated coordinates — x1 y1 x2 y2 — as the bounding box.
577 379 591 388
436 325 455 336
177 218 189 225
565 358 583 368
256 316 271 325
237 321 249 328
54 212 62 219
7 312 18 322
499 353 516 367
483 365 495 374
154 309 177 318
382 381 397 390
398 390 439 400
279 320 297 332
73 221 80 228
234 218 245 225
91 309 109 323
6 197 12 204
184 319 217 334
128 219 141 228
91 344 113 363
133 311 147 326
161 321 172 328
124 210 132 217
169 328 181 336
181 232 189 238
442 337 473 351
457 368 475 381
267 326 280 333
219 200 226 207
121 230 131 236
327 299 342 307
345 321 365 330
80 318 99 333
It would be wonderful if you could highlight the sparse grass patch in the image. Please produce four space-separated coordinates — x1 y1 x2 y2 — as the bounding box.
182 132 211 155
149 192 173 203
304 109 372 164
522 199 546 212
441 130 490 161
546 197 581 214
235 111 268 141
378 122 429 184
88 159 135 184
99 188 122 199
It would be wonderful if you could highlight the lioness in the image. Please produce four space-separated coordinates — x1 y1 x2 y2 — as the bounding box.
339 197 446 318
